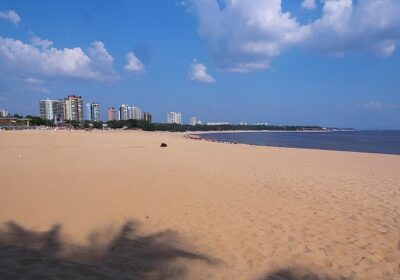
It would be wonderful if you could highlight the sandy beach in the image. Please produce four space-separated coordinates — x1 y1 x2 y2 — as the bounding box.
0 130 399 279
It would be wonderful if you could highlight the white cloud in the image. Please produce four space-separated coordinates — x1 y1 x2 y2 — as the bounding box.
124 52 145 73
191 0 309 72
175 1 188 7
28 33 53 49
188 60 215 83
189 0 400 72
301 0 317 10
0 36 117 81
222 62 269 73
307 0 400 56
88 41 117 78
25 77 43 84
23 77 49 93
0 10 21 25
357 101 400 110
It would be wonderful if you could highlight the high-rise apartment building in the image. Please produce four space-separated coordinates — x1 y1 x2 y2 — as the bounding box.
85 103 91 120
90 102 100 122
167 112 182 124
64 95 84 122
143 112 152 123
119 104 129 120
189 117 197 126
0 109 9 118
127 107 134 120
131 107 142 120
108 107 116 121
119 105 142 120
39 99 64 121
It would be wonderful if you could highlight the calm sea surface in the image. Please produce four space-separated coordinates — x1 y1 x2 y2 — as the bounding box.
199 131 400 155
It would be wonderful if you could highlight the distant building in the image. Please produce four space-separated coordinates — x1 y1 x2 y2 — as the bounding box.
131 106 142 120
39 99 64 121
132 107 142 120
143 112 152 123
167 112 182 124
0 110 8 118
189 117 197 126
127 107 133 120
0 109 9 118
85 103 91 120
64 95 84 122
90 102 101 122
206 122 230 125
119 104 129 120
119 104 142 120
108 107 116 121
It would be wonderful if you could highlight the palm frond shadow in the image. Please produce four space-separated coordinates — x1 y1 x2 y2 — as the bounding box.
0 220 217 279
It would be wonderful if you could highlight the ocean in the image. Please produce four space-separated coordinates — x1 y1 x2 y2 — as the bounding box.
199 130 400 155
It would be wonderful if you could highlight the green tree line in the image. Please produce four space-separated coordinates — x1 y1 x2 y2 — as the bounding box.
22 116 323 132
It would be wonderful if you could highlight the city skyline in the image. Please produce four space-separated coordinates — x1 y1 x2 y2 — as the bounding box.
0 1 400 129
35 94 196 124
3 92 234 125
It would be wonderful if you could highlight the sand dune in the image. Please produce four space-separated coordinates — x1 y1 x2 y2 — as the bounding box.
0 130 399 279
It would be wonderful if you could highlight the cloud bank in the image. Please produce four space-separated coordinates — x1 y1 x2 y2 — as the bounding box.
0 36 117 82
190 0 400 72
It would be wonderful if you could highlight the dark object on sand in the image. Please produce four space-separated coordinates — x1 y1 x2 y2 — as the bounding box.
161 143 167 147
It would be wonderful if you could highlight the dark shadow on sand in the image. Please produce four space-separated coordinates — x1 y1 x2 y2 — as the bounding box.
0 221 217 279
260 267 349 280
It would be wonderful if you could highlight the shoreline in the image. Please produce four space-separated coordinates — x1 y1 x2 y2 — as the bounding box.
185 130 400 157
187 129 333 135
3 129 399 156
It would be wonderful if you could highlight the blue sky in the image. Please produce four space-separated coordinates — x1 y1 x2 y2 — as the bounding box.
0 0 399 129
